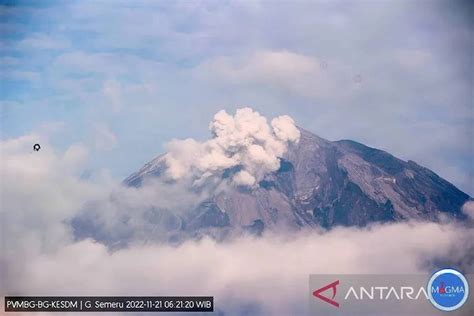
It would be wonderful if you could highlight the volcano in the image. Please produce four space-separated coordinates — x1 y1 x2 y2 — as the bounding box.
119 127 470 241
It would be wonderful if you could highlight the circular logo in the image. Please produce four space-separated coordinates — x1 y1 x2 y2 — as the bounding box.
427 268 469 311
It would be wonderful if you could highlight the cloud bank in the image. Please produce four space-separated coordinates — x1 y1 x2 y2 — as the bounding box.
4 223 474 316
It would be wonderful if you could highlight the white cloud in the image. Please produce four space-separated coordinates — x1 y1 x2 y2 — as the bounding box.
0 134 101 272
4 222 474 316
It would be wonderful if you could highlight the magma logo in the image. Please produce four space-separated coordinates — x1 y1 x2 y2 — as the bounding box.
427 268 469 312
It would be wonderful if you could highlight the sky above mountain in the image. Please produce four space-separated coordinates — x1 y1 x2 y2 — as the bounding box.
1 0 472 194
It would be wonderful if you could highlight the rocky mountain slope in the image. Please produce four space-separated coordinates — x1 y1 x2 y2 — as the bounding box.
119 128 469 241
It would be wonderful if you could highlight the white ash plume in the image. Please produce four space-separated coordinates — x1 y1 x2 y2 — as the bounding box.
164 107 300 187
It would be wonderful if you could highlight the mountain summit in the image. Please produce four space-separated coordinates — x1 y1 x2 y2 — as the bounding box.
122 127 469 240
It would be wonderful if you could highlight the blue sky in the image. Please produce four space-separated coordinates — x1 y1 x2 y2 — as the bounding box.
1 0 473 194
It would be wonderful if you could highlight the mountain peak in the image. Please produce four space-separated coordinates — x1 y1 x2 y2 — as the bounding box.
113 128 470 242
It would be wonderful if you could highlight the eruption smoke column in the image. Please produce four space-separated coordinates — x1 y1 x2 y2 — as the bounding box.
164 107 300 187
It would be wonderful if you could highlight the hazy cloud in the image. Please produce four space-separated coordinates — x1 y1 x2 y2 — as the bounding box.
197 50 353 100
15 33 70 51
92 124 118 151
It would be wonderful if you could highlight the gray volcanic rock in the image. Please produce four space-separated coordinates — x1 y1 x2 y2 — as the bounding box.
120 128 469 239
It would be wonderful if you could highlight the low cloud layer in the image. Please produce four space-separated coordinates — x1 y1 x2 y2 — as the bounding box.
164 108 300 186
4 223 474 316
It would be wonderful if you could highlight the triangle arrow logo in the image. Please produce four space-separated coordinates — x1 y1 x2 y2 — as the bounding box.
312 280 340 308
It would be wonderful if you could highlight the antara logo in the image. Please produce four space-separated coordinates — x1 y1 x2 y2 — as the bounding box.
312 280 340 307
